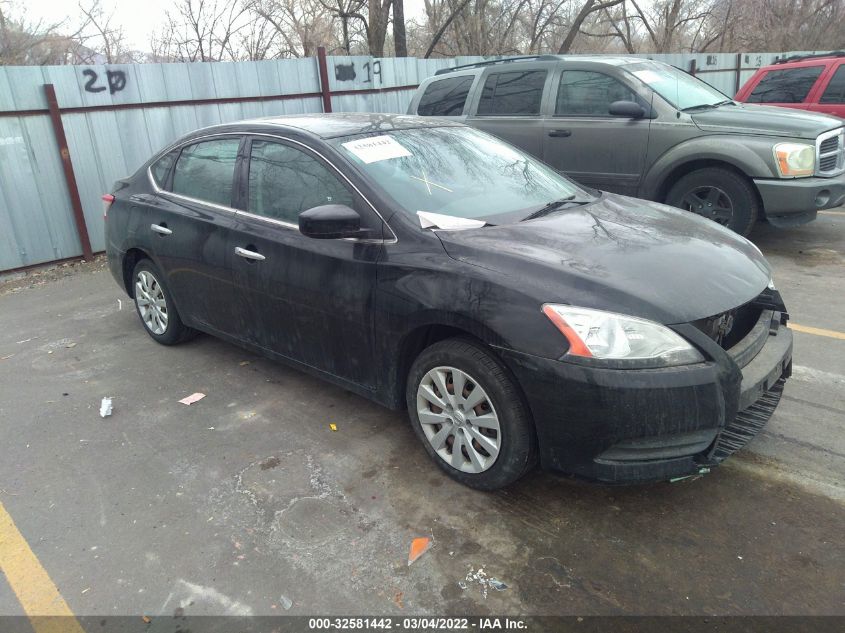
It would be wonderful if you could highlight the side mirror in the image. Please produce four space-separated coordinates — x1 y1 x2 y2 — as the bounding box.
299 204 362 239
608 100 646 119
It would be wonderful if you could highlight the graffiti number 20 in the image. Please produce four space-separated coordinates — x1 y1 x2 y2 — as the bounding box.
82 69 127 95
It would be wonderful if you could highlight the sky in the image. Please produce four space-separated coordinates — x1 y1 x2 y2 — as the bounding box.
18 0 429 51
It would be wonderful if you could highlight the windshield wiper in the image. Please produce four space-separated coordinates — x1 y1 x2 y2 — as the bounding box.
682 99 734 112
521 194 591 221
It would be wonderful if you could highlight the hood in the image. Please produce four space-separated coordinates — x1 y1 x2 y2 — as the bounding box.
692 103 841 139
436 194 771 325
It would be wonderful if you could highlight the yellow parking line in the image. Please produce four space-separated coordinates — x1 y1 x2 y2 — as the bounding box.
0 500 85 633
791 323 845 340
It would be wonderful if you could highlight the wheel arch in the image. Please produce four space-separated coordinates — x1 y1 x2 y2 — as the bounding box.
122 247 152 296
387 316 509 410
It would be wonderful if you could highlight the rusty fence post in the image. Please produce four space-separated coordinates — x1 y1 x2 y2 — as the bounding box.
44 83 93 261
317 46 333 113
734 52 743 96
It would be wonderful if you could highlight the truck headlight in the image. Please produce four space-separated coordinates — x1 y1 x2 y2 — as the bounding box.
774 142 815 177
542 304 704 368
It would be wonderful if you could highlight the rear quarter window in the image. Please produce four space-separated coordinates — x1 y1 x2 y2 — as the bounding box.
150 151 177 189
747 66 824 103
417 76 474 116
820 65 845 103
477 70 547 116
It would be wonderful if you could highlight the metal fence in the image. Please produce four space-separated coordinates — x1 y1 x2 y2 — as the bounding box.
0 49 832 272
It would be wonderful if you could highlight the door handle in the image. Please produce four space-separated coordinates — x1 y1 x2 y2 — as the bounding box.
235 246 265 261
548 129 572 138
151 223 172 235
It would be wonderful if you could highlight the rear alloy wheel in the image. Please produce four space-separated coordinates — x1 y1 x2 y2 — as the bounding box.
407 338 536 490
131 259 196 345
665 167 759 236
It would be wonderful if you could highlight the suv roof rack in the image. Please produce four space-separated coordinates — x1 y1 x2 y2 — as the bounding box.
434 55 560 75
773 51 845 65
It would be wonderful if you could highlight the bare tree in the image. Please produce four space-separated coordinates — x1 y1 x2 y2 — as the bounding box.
248 0 336 57
393 0 407 56
152 0 249 62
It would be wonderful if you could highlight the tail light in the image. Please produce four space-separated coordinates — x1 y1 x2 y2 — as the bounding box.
101 194 115 219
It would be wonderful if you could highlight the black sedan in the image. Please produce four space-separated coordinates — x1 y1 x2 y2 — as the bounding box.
104 113 793 490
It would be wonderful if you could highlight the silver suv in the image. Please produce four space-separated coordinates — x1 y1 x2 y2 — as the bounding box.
408 55 845 235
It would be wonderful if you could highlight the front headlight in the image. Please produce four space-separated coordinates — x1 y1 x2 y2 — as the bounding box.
542 304 705 368
774 142 815 177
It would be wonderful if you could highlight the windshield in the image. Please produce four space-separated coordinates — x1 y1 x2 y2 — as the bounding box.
332 126 588 224
624 61 730 111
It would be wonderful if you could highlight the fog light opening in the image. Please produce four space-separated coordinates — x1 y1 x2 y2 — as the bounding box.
814 190 830 208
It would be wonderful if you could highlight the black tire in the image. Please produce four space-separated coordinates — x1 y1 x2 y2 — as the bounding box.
406 337 537 490
131 259 197 345
665 167 759 236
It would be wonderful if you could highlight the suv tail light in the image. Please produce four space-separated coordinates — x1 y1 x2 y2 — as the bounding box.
101 194 115 219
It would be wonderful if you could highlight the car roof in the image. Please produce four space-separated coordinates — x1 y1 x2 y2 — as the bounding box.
433 54 651 76
208 113 465 140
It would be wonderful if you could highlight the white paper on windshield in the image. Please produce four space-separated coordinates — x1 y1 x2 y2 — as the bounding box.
417 211 486 230
631 69 661 84
342 135 412 164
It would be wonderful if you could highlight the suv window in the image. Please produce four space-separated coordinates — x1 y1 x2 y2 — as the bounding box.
247 140 355 224
477 70 547 116
150 151 177 189
820 64 845 103
172 138 240 207
418 76 474 116
556 70 638 116
747 66 824 103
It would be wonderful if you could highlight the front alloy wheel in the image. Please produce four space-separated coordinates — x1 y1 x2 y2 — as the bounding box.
406 338 537 490
416 366 502 473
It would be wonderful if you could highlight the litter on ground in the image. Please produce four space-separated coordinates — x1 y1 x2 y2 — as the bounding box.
179 392 206 405
329 423 338 431
99 397 113 418
461 566 509 598
408 536 432 566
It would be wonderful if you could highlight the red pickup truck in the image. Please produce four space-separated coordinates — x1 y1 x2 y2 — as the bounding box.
735 52 845 118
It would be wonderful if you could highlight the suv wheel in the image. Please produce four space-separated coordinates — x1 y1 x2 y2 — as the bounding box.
665 167 759 236
131 259 196 345
406 338 537 490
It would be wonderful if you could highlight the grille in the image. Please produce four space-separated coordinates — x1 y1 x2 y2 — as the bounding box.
815 128 845 176
710 377 785 461
692 302 761 350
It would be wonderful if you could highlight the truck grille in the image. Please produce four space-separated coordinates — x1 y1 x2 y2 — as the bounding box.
710 377 785 461
816 128 845 176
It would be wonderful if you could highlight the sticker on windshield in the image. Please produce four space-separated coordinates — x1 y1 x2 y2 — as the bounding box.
342 135 412 164
631 69 662 84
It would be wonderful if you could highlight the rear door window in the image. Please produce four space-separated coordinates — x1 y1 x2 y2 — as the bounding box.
172 138 240 207
417 76 474 116
555 70 639 116
247 140 355 224
820 65 845 103
477 70 547 116
747 66 824 103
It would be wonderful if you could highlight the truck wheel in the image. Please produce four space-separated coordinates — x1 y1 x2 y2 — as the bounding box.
406 338 537 490
665 167 759 236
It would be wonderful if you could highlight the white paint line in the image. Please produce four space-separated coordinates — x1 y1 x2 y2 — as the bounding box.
176 579 253 616
792 364 845 387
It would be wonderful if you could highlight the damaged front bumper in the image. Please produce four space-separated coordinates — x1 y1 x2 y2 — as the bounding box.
497 301 793 484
